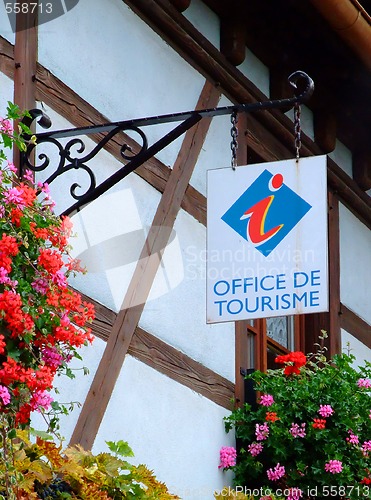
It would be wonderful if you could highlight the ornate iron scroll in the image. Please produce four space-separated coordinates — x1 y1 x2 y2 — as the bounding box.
20 71 314 216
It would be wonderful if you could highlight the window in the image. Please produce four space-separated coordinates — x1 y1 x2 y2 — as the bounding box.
235 316 304 403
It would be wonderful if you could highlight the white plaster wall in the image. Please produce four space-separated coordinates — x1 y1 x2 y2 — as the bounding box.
38 0 205 169
339 203 371 325
0 3 15 44
285 105 314 142
183 0 220 49
341 330 371 366
238 48 270 97
329 140 353 178
30 106 178 313
32 347 235 499
190 95 232 197
94 355 235 500
31 335 107 439
140 208 235 382
0 72 14 119
0 72 16 164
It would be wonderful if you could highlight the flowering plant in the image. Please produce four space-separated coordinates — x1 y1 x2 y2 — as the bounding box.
0 103 94 429
221 334 371 499
0 103 180 499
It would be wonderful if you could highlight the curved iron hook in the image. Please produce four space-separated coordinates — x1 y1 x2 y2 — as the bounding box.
21 108 52 133
288 71 315 103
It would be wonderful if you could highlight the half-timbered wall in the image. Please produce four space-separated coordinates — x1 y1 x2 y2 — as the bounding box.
0 0 370 498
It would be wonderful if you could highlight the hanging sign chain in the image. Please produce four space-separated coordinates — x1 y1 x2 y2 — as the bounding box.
230 110 238 170
294 102 302 160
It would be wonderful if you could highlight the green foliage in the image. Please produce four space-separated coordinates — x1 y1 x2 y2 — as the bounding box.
223 335 371 498
0 432 179 499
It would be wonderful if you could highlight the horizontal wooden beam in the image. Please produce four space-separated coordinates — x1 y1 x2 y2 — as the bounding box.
340 303 371 350
79 292 234 410
0 36 13 79
0 33 369 228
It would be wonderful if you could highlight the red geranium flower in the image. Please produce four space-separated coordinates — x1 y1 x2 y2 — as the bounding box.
275 351 307 375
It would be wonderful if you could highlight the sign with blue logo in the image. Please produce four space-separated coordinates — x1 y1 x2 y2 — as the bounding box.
206 156 328 323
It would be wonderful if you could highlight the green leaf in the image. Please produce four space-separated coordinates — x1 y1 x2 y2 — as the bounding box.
106 440 135 458
30 429 54 441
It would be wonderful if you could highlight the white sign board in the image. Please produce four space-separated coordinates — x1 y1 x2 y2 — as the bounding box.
206 156 328 323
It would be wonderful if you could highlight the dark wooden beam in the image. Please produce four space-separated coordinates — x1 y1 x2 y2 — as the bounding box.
169 0 191 12
353 150 371 191
340 304 371 350
327 191 341 356
0 33 369 227
0 36 14 79
121 0 371 229
235 111 249 407
269 68 294 114
305 190 341 356
69 81 221 450
78 291 234 409
220 16 246 66
314 109 337 153
13 8 38 173
130 327 234 409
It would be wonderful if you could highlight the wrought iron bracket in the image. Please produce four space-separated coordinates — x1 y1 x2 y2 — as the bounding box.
20 71 314 217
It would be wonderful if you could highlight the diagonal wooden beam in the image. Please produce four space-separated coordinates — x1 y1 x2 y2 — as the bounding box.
77 291 234 409
69 80 221 449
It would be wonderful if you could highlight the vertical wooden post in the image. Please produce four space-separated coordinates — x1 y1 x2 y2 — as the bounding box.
13 3 38 174
305 190 341 356
234 111 249 406
327 190 341 356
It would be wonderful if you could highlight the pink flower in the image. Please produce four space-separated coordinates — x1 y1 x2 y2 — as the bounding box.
218 446 237 469
0 385 10 405
346 431 359 445
259 394 274 407
325 460 343 474
318 405 334 417
7 161 17 173
4 187 25 208
37 181 50 194
248 442 263 457
255 422 269 441
52 270 67 288
357 378 371 389
0 119 13 135
362 441 371 453
266 463 285 481
0 267 10 283
287 488 303 500
289 423 306 438
42 346 64 368
31 277 49 295
30 389 53 412
22 169 34 182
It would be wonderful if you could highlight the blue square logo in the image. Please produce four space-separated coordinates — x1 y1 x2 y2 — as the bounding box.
222 169 312 257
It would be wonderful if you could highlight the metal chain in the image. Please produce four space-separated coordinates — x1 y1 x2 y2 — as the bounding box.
294 102 302 160
230 110 238 170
